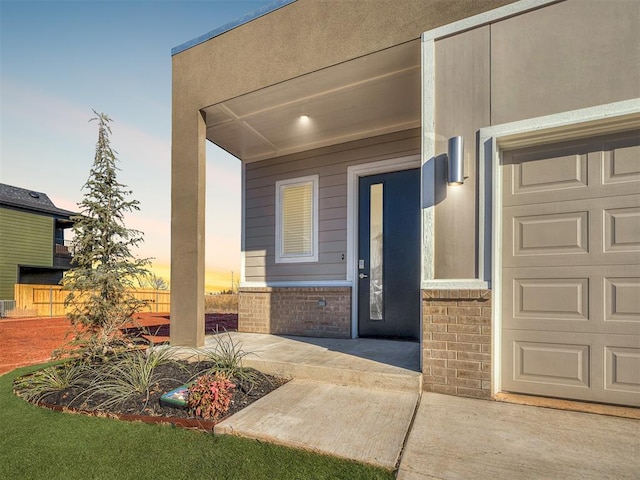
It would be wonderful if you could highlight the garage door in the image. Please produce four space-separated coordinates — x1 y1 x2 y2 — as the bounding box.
501 129 640 407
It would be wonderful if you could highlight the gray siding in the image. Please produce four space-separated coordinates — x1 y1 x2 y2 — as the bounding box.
244 129 420 283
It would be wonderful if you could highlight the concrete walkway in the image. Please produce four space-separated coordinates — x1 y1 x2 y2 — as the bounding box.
175 333 422 469
176 333 640 476
398 393 640 480
215 379 418 469
203 332 422 392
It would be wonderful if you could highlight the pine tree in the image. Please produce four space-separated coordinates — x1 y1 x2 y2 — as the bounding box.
63 111 150 357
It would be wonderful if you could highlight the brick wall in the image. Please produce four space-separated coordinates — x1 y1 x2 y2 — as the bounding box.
238 287 351 338
422 289 492 399
237 288 271 334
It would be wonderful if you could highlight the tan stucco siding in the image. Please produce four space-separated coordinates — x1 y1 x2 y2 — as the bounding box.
431 0 640 279
0 208 53 300
170 111 206 346
244 129 420 283
491 0 640 125
172 0 516 111
434 26 491 279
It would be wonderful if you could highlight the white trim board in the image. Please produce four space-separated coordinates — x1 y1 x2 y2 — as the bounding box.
423 279 490 290
240 162 247 285
346 155 421 338
480 99 640 397
240 280 352 288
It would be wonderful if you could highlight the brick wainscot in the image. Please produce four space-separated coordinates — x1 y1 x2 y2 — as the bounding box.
238 287 351 338
422 289 492 399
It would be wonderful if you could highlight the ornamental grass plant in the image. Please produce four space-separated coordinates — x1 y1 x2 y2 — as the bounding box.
81 345 181 411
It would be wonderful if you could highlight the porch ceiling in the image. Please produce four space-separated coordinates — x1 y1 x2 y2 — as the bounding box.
203 39 421 162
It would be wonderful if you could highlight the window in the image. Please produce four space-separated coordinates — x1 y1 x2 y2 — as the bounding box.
275 175 319 263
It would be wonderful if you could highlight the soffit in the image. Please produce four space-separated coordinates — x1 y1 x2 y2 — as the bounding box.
203 40 421 162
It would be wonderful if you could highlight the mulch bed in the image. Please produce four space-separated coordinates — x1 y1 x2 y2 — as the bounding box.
7 313 264 430
15 360 287 430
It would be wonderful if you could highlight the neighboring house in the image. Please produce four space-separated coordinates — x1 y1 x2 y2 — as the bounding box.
170 0 640 409
0 184 75 301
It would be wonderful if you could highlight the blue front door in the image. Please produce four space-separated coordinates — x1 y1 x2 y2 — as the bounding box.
357 168 421 340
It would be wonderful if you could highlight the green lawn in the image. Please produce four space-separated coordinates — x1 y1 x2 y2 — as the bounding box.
0 365 394 480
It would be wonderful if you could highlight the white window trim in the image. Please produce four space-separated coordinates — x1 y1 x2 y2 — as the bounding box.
275 174 319 263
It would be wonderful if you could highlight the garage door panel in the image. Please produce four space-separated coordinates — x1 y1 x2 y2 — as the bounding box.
604 205 640 253
514 341 590 387
503 195 640 267
512 151 588 195
602 135 640 185
513 277 589 321
502 330 591 398
502 130 640 207
503 201 591 266
503 331 640 406
605 277 640 324
503 265 640 335
503 267 593 332
514 210 588 256
605 346 640 395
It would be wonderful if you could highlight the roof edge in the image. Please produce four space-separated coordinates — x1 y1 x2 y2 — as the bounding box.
171 0 297 56
0 200 76 219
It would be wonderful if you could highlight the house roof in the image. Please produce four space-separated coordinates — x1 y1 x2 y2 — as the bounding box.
0 183 76 219
171 0 296 56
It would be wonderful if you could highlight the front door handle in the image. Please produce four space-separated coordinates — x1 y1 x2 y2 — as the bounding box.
359 273 368 279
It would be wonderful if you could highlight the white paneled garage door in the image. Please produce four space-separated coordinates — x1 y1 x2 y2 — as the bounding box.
501 129 640 407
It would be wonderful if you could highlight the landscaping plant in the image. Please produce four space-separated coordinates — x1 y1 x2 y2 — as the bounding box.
187 372 236 420
62 111 151 360
198 330 263 391
13 362 87 403
83 345 179 411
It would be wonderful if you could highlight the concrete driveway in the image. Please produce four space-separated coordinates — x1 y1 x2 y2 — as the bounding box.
398 393 639 480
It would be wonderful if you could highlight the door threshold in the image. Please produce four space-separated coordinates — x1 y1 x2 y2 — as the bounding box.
494 392 639 419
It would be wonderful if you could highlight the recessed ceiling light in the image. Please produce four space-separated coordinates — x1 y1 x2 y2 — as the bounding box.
299 115 310 122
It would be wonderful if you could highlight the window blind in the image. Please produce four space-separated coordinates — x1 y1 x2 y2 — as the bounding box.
281 182 313 256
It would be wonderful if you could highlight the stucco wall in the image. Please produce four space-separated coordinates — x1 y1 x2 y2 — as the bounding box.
172 0 515 111
434 26 490 279
491 0 640 125
431 0 640 279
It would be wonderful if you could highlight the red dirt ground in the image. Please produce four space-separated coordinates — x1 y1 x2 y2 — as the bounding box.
0 313 238 376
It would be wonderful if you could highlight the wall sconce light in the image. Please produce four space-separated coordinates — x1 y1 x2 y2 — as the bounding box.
447 136 465 186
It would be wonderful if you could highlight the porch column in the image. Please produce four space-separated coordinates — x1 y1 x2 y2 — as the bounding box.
170 108 206 347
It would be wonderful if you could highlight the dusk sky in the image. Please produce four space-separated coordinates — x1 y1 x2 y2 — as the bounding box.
1 0 273 292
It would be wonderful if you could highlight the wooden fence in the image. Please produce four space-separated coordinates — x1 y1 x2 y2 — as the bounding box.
13 284 170 318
